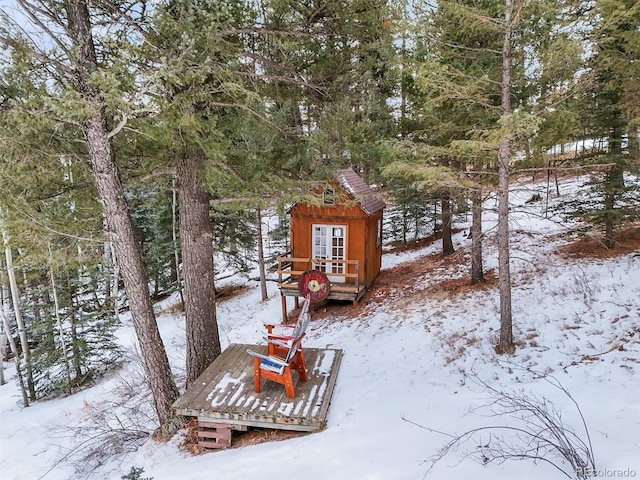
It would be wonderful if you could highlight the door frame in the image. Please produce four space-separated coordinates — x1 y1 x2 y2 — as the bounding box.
311 224 347 282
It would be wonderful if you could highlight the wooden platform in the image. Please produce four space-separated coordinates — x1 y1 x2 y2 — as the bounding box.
278 282 367 303
173 343 343 432
275 256 367 322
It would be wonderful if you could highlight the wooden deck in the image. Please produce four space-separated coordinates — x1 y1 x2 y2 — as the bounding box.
278 281 367 302
276 256 366 302
173 343 343 432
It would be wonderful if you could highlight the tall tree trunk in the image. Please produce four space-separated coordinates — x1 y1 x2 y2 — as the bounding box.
109 242 120 319
1 292 29 407
102 240 112 311
497 0 515 355
0 331 5 386
48 243 73 395
66 271 83 380
256 208 268 302
2 228 36 400
0 280 7 387
441 194 455 256
603 163 625 249
87 114 179 423
65 0 178 425
603 184 615 249
402 205 408 246
545 159 551 217
470 187 484 284
177 150 221 387
171 178 184 307
628 126 639 159
603 127 626 249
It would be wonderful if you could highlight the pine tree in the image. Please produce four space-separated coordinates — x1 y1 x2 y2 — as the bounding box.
0 105 125 397
496 0 515 355
255 0 396 178
0 0 179 424
384 0 503 261
141 0 263 385
129 181 178 299
576 0 640 247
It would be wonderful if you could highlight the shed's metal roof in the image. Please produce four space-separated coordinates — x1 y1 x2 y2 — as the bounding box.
334 168 386 215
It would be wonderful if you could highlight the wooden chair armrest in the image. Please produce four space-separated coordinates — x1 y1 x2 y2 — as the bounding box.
266 337 291 349
265 324 294 331
246 349 287 374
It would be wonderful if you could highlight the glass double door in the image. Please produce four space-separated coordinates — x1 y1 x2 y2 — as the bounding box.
312 224 346 282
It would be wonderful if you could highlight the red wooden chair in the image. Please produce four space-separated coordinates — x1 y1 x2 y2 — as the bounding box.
247 296 311 398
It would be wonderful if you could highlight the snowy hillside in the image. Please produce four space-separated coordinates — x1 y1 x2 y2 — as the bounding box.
1 175 639 480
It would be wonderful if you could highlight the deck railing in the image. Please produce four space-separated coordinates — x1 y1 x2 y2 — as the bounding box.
276 253 360 293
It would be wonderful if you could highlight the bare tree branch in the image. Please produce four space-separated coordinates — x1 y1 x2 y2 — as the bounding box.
405 368 596 479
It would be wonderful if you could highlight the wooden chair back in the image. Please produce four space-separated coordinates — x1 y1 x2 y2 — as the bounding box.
284 295 311 363
247 294 312 398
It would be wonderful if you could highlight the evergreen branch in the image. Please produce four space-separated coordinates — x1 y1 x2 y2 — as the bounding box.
209 159 244 182
232 26 334 39
24 109 83 128
511 0 527 27
98 0 148 36
5 201 102 243
306 0 329 29
421 33 502 55
210 196 278 206
15 0 67 39
236 68 323 91
239 51 325 91
106 114 129 139
0 34 73 79
12 0 75 68
464 163 617 176
419 0 504 29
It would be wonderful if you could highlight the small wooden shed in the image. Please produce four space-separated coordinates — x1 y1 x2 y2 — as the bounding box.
276 168 386 320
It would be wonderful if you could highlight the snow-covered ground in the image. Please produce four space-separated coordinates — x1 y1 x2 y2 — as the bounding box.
1 176 639 480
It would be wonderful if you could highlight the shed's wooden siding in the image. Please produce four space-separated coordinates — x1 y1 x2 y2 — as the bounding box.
289 201 375 286
366 209 383 284
283 168 385 299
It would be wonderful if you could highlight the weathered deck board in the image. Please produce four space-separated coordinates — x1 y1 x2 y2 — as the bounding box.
278 282 367 302
173 343 343 432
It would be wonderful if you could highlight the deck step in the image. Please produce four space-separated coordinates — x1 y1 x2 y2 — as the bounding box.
197 421 232 449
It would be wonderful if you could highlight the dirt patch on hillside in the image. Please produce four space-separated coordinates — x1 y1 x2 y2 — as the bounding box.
386 228 465 254
295 223 637 323
216 283 251 302
303 245 497 322
557 224 640 259
365 252 496 306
